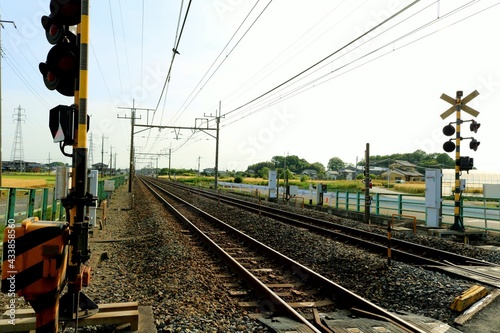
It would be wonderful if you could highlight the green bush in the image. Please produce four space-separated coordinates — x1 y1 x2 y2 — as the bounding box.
234 176 243 183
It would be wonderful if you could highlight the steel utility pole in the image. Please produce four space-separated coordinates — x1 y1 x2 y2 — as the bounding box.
205 101 224 190
0 18 17 186
100 136 107 178
117 99 152 192
135 117 219 184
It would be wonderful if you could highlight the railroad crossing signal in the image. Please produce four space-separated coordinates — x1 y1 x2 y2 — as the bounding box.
39 0 81 96
439 90 480 232
440 90 479 119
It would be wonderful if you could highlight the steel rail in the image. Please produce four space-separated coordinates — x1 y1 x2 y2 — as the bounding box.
141 177 427 333
162 180 497 268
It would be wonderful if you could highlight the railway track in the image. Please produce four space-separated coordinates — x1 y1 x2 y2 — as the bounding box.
146 177 500 289
139 177 463 333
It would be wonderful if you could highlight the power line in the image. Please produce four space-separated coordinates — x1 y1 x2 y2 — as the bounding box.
154 0 193 114
222 0 422 119
169 0 271 125
108 0 124 99
221 0 489 128
172 0 492 152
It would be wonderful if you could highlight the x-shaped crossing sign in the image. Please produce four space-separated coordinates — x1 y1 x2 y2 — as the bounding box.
440 90 480 119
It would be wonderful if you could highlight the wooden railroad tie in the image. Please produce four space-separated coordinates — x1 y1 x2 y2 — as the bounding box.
0 302 139 332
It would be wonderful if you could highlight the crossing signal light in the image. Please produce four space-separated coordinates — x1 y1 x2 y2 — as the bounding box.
40 0 81 96
469 138 480 151
39 37 79 96
443 140 455 153
443 124 455 136
470 120 480 133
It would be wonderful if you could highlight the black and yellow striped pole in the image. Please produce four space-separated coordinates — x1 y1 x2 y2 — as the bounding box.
451 92 464 231
440 90 480 232
65 0 91 321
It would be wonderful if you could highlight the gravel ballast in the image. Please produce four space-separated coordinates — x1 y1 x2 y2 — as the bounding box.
2 180 500 332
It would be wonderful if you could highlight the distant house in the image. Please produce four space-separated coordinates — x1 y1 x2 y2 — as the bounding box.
339 166 357 180
92 163 108 174
325 170 339 180
203 168 214 175
381 160 423 182
301 169 318 179
26 163 43 172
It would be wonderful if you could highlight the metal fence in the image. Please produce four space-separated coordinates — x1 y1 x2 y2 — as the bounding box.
1 175 126 225
218 182 500 232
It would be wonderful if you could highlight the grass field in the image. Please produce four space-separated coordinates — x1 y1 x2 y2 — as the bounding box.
1 173 55 187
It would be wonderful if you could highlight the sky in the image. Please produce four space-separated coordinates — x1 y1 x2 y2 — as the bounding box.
1 0 499 173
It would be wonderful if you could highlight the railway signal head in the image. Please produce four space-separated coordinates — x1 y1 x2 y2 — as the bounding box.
442 124 455 136
40 0 81 96
459 156 473 172
39 38 79 96
443 140 455 153
469 138 480 151
470 120 480 133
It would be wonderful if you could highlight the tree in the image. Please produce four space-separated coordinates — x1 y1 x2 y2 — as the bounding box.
310 162 325 173
327 157 345 171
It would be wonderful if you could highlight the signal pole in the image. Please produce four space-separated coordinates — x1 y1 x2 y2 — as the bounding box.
440 90 480 231
364 143 371 224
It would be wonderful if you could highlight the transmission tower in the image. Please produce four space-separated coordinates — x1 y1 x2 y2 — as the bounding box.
11 105 26 171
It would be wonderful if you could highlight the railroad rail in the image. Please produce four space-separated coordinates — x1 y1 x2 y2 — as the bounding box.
139 177 460 333
146 177 500 288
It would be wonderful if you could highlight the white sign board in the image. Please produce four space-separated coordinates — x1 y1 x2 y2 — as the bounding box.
483 184 500 199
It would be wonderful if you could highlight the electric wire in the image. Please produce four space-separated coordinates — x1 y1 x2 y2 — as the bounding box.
222 0 422 119
221 0 442 124
222 0 489 129
171 0 491 153
169 0 269 126
148 0 271 152
108 0 124 100
90 42 115 107
169 0 262 124
143 0 193 152
154 0 193 114
219 0 357 109
2 24 59 106
118 0 133 93
159 0 186 117
143 0 191 152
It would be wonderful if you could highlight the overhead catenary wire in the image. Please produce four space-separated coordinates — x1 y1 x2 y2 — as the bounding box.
221 0 488 128
147 0 273 153
108 0 124 100
169 0 491 154
154 0 193 114
143 0 191 152
221 0 422 119
169 0 271 126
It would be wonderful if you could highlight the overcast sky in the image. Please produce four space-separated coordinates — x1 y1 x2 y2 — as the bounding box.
1 0 499 172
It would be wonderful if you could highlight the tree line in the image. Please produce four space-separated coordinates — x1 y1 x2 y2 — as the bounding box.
246 150 455 179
